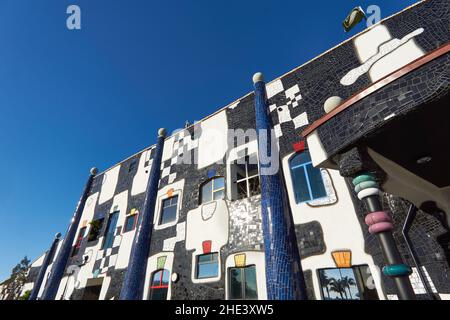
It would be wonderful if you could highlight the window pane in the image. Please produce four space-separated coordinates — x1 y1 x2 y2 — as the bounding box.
197 253 219 279
170 195 179 206
248 177 261 197
162 198 171 208
150 287 168 300
152 271 162 286
213 189 224 200
244 266 258 299
290 151 312 167
247 155 259 177
198 254 211 263
306 164 327 199
291 166 310 203
213 177 224 191
197 262 218 278
103 212 119 249
235 163 247 181
124 215 136 232
161 270 170 286
236 181 248 200
353 265 379 300
229 268 243 299
201 181 213 203
160 205 177 224
318 268 360 300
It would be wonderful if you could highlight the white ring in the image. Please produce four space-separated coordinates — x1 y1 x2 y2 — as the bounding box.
357 187 380 200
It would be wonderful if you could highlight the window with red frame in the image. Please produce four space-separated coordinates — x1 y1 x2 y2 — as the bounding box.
71 227 87 257
148 269 169 300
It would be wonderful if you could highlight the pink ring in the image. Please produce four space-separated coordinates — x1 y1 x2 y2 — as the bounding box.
368 222 394 234
365 211 392 226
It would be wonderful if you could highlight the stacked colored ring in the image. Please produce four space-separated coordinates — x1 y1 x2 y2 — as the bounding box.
352 173 380 200
382 264 412 277
365 211 393 234
352 173 376 186
354 180 378 193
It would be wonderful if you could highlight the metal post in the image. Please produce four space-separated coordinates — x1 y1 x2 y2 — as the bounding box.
352 173 416 299
120 128 166 300
29 233 61 300
253 72 307 300
41 167 98 300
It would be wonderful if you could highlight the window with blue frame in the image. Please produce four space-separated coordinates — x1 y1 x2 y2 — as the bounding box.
290 151 327 203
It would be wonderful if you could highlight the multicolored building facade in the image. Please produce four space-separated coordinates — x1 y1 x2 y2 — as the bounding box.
17 0 450 300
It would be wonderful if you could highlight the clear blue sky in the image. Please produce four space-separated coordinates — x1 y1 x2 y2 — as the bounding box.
0 0 417 280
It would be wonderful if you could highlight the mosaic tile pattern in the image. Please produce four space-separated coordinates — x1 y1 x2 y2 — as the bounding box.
227 195 264 253
294 221 326 259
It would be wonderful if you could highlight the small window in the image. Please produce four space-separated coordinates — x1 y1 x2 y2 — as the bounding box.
159 195 179 225
123 214 138 233
196 253 219 279
200 177 225 204
71 227 87 257
318 265 379 300
148 269 169 300
88 218 104 242
231 154 261 200
102 211 119 250
228 265 258 300
290 151 327 203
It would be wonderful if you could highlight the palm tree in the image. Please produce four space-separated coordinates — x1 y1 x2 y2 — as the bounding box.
329 279 348 300
342 276 357 299
320 274 332 300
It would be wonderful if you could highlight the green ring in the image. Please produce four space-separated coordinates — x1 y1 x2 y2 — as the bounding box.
352 174 376 186
382 264 412 277
354 180 378 193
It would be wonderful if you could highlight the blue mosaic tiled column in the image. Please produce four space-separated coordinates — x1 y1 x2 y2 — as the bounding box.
41 168 98 300
120 128 166 300
29 233 61 300
253 72 307 300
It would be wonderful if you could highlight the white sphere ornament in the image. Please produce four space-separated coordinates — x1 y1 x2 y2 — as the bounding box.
252 72 264 84
158 128 167 137
324 96 343 113
171 272 179 283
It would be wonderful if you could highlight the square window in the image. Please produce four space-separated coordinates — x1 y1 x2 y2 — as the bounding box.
231 154 260 200
196 253 219 279
123 214 138 233
200 177 225 204
159 195 178 225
